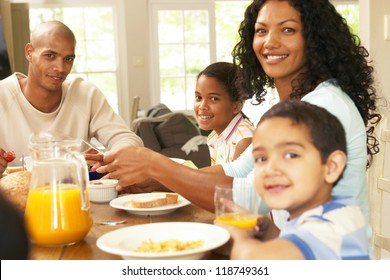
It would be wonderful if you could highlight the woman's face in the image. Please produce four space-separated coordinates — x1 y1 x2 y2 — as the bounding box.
252 0 306 94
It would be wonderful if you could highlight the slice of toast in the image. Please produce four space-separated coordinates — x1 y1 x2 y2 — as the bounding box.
131 193 179 208
165 193 178 204
131 196 167 208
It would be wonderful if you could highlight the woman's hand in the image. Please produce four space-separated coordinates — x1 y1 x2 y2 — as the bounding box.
96 146 161 189
116 177 171 194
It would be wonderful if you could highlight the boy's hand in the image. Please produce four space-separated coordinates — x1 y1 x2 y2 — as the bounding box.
216 223 255 259
253 214 280 241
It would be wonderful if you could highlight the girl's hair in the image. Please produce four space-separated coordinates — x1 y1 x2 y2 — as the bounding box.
197 62 250 103
232 0 381 166
259 100 347 164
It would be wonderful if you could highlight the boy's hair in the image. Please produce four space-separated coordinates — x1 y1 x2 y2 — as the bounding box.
259 101 347 164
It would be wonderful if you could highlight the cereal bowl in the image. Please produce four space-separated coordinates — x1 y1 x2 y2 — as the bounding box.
88 179 118 203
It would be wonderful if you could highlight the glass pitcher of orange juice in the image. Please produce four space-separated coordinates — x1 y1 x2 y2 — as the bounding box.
25 131 92 246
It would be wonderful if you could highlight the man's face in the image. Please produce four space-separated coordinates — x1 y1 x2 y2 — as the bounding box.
26 33 75 92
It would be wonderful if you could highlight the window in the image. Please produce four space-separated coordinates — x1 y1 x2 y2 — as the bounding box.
154 7 213 111
334 1 359 34
150 0 251 112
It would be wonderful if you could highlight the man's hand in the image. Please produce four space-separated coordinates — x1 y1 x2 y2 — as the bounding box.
83 148 104 170
1 149 16 175
4 151 16 162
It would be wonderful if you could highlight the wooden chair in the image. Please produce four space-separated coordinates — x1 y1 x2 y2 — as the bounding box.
367 117 390 259
130 96 140 124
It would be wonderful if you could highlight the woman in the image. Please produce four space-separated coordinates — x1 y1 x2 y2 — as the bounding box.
93 0 381 223
224 0 381 225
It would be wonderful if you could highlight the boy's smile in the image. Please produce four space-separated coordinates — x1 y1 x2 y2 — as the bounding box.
252 117 332 220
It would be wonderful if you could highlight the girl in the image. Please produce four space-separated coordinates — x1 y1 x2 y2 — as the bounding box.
194 62 254 165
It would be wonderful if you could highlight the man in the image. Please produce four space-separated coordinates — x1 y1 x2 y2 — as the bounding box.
0 21 143 174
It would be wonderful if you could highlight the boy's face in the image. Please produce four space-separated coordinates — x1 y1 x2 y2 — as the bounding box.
252 117 332 220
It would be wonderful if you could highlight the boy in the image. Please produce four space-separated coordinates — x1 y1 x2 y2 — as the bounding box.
223 100 369 260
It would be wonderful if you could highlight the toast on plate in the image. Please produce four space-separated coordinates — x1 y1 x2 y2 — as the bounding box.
131 193 179 208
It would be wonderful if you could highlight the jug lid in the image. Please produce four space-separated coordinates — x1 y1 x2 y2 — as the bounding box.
29 131 81 155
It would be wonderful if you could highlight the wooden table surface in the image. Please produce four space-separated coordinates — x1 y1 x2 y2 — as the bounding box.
29 198 228 260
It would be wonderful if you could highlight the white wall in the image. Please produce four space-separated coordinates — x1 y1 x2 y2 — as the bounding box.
359 0 390 259
122 0 151 119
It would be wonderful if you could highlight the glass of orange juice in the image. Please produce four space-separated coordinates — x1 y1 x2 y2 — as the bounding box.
214 184 258 229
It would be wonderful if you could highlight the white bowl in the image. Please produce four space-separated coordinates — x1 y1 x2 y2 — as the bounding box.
88 179 118 203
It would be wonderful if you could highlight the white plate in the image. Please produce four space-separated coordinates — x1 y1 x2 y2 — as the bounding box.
109 192 191 215
96 222 230 260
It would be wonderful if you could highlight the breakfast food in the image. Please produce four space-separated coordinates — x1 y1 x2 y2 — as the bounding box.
89 181 104 185
131 193 179 208
135 239 204 253
0 171 31 211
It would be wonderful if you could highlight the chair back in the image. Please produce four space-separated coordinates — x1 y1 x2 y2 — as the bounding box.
130 96 140 124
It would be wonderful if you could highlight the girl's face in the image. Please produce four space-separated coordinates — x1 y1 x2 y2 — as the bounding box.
253 0 306 97
194 75 242 134
252 117 332 220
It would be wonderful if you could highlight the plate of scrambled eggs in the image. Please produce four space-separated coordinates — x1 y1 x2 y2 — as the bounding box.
96 222 230 260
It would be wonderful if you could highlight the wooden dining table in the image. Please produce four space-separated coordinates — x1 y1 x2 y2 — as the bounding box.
28 197 228 260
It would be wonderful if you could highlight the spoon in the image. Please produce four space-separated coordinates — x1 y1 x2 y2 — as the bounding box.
95 220 126 226
81 139 104 154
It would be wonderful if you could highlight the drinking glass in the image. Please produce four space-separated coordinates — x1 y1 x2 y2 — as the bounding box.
214 183 258 229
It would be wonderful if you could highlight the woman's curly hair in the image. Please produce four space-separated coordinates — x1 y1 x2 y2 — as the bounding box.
232 0 381 167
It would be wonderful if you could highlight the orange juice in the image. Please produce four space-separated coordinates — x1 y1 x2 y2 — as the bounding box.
25 184 92 246
215 213 257 229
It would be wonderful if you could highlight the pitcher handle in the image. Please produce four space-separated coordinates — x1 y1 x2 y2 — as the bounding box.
69 151 90 211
